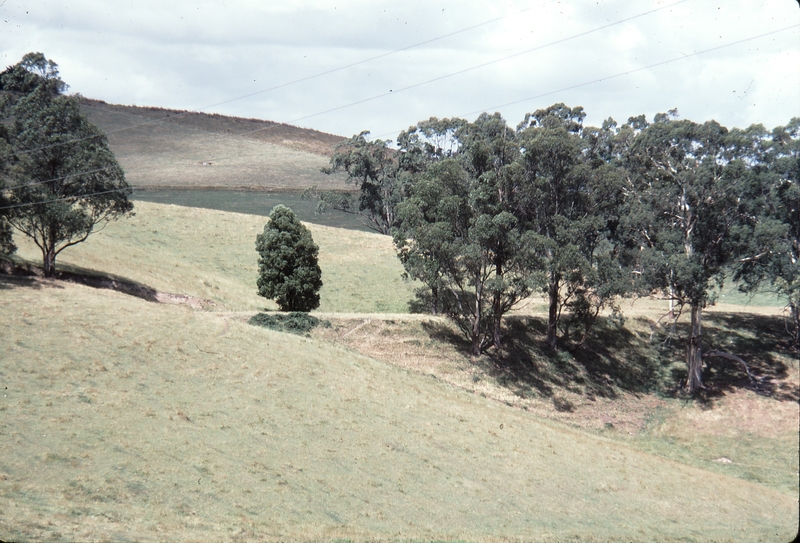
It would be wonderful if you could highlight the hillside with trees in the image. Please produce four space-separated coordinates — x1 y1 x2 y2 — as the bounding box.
1 50 797 543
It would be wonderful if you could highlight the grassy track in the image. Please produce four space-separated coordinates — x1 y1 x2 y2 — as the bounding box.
1 279 797 542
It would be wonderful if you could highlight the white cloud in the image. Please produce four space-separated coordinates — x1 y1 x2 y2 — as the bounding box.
2 0 798 139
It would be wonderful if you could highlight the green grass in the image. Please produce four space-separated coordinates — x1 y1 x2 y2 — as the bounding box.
8 201 418 313
132 188 372 231
1 278 797 542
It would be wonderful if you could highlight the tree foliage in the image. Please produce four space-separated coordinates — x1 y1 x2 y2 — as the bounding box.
621 112 750 392
256 205 322 312
734 118 800 349
0 53 132 276
315 132 405 235
394 113 537 355
515 104 629 351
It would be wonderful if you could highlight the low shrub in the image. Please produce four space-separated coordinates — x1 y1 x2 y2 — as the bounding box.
248 312 329 335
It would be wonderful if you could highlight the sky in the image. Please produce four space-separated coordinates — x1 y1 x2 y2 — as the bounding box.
2 0 799 142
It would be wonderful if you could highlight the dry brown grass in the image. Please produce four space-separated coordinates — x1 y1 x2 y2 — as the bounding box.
82 99 348 191
1 278 797 542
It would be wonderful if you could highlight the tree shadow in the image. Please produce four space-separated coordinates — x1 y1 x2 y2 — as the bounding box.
419 310 798 405
0 258 161 303
698 312 798 402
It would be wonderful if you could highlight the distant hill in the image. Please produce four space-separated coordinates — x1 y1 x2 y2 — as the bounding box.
81 98 348 191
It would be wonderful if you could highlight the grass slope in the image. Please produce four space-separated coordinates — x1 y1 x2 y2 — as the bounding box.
8 201 417 313
1 279 797 543
82 100 348 191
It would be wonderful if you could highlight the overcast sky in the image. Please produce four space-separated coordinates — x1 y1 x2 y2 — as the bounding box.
2 0 798 141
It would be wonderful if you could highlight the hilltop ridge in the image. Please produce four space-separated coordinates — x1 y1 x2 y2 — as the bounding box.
80 98 349 191
82 98 345 156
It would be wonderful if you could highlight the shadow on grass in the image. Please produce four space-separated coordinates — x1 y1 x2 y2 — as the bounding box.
1 257 161 303
421 311 798 405
696 312 798 402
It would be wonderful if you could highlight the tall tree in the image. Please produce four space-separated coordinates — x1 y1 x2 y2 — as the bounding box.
256 205 322 312
0 127 16 256
1 53 132 277
626 112 747 392
315 132 405 235
734 118 800 349
515 104 628 351
395 113 534 354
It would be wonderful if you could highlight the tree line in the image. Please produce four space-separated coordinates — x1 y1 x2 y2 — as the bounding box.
317 105 799 393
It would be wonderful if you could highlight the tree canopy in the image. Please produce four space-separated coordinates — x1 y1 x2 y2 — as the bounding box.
256 205 322 312
0 52 132 277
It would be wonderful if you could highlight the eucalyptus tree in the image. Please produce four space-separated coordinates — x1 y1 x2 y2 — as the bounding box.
734 118 799 349
316 131 405 235
394 113 533 354
515 104 629 351
626 112 749 392
1 53 132 277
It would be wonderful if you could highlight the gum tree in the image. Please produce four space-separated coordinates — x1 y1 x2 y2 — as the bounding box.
734 119 800 349
1 53 132 277
394 113 534 354
626 112 748 392
515 104 629 351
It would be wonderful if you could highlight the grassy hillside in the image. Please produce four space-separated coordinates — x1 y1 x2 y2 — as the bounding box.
3 202 798 541
81 99 348 191
7 201 417 313
1 278 797 543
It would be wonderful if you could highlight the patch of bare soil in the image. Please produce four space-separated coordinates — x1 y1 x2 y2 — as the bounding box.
0 259 216 309
82 98 344 156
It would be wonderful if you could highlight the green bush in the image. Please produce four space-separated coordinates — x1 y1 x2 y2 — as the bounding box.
255 205 322 312
248 312 329 335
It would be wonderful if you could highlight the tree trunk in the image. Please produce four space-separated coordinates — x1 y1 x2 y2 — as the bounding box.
546 279 559 351
686 301 703 393
430 286 438 316
492 261 503 350
791 301 800 350
43 245 56 278
471 278 483 356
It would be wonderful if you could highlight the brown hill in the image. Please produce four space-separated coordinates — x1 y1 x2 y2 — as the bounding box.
82 98 345 156
81 98 348 191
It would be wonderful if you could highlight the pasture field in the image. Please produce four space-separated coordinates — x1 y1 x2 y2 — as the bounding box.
1 278 797 543
7 201 417 314
82 100 348 191
2 201 798 542
131 189 373 232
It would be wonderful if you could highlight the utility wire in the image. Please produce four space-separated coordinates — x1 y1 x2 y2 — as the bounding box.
232 0 691 136
0 3 541 159
1 167 116 190
0 186 138 211
3 20 796 208
376 22 800 139
460 22 800 119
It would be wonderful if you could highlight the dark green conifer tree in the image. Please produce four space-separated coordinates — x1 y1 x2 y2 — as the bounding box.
256 205 322 312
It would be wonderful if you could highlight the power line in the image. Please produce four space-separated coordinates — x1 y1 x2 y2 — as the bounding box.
375 22 800 139
0 186 137 211
0 3 542 159
231 0 692 137
1 167 117 190
4 21 795 200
